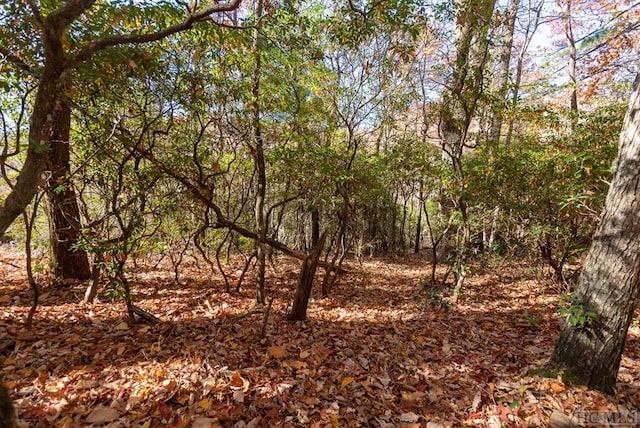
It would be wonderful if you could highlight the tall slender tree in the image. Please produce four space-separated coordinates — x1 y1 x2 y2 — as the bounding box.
556 0 579 116
251 0 267 304
437 0 496 266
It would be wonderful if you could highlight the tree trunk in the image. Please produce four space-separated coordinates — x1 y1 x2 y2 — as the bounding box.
557 0 578 115
439 0 496 255
311 207 320 248
548 75 640 394
83 251 103 304
489 0 519 143
505 0 543 148
288 232 326 322
414 188 424 254
0 58 64 236
0 375 16 428
44 93 90 280
251 0 267 304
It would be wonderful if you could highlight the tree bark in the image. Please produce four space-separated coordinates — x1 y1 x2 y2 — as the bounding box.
548 75 640 394
0 58 64 236
251 0 267 304
44 91 90 279
0 376 16 428
557 0 578 115
489 0 519 143
288 232 326 322
311 207 320 249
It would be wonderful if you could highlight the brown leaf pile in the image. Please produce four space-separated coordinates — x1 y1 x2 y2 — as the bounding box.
1 249 639 427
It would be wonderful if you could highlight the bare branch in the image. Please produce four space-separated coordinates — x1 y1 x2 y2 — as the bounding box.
67 0 242 68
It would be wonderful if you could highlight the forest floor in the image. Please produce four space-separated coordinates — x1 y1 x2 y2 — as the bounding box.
1 248 640 427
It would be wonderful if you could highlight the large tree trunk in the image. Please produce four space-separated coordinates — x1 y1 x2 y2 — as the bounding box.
44 93 90 280
0 60 64 236
548 75 640 394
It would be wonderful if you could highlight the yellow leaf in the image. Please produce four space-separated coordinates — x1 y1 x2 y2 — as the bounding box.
20 368 34 378
341 376 354 388
268 346 287 359
116 343 126 356
0 296 11 303
549 381 565 393
286 360 307 370
361 381 375 395
299 350 310 359
198 397 212 411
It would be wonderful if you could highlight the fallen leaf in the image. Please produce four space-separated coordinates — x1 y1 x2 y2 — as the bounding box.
549 381 565 393
233 389 245 403
470 389 482 412
86 406 120 424
192 417 217 428
198 397 212 411
286 360 307 370
399 412 420 423
268 345 287 359
115 322 129 331
116 343 126 355
229 372 250 391
341 376 355 388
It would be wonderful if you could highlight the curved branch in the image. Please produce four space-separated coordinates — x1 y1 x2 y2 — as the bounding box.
67 0 242 68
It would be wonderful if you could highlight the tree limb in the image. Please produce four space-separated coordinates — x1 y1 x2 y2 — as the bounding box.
67 0 243 68
47 0 98 36
0 47 36 76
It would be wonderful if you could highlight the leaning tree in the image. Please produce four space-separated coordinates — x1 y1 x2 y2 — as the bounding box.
0 0 241 278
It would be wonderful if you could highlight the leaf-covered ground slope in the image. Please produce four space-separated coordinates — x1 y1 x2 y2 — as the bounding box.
1 250 639 427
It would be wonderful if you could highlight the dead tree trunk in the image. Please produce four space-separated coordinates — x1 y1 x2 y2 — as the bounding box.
288 233 326 322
